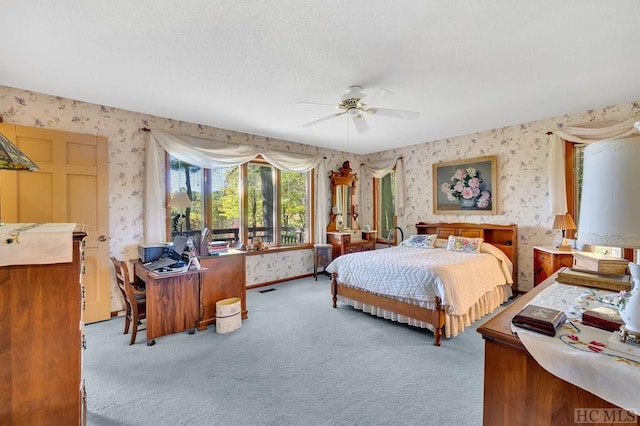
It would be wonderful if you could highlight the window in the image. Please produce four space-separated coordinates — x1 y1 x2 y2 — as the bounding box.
565 141 624 258
168 155 311 248
565 141 585 235
169 159 203 235
373 171 396 244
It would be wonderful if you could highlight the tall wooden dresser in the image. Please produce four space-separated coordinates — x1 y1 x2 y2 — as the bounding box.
0 229 87 425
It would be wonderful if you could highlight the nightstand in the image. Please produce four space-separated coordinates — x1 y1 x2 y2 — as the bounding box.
533 246 575 286
313 244 333 280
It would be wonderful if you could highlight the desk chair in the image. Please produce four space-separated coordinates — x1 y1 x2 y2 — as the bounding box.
110 257 146 345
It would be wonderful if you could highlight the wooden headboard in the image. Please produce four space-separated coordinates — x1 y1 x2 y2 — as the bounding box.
415 222 518 292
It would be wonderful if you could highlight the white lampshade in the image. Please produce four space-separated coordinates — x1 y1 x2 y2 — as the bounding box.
578 134 640 248
168 191 193 209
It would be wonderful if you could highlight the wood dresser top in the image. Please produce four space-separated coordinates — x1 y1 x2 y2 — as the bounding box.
477 271 560 350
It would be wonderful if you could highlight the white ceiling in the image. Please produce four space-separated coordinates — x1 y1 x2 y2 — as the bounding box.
2 1 639 154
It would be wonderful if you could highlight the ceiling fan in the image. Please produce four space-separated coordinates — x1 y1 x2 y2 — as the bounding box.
299 85 420 134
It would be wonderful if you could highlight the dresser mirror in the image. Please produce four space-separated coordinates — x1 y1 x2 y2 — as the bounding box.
328 161 359 232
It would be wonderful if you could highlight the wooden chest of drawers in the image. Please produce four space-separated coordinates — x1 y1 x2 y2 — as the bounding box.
0 230 87 425
327 231 375 259
533 246 574 286
572 251 629 275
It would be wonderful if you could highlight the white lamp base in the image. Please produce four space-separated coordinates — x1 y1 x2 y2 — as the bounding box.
557 238 572 251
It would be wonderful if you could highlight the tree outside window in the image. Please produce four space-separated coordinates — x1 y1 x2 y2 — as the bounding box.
168 155 310 248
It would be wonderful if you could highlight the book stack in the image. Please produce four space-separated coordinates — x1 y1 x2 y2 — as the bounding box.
512 304 568 337
556 268 631 292
207 241 229 255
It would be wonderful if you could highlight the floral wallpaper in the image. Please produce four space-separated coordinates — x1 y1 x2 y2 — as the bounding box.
1 84 638 312
364 102 640 291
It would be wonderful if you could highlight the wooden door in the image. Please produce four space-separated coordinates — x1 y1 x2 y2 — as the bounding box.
0 123 110 323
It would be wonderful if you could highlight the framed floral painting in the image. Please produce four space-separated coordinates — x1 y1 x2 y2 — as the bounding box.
433 155 497 214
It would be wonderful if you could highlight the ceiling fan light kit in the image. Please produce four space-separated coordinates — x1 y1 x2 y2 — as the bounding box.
300 85 420 134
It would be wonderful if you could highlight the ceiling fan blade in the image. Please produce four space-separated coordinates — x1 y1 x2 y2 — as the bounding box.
296 101 341 110
352 113 370 134
362 88 392 106
367 107 419 120
302 111 346 127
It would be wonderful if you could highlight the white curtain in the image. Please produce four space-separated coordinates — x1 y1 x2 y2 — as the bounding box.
359 157 405 220
144 136 166 243
548 118 639 215
144 129 326 244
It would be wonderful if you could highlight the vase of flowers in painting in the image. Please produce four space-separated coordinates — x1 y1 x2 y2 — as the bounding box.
459 197 476 208
441 167 491 209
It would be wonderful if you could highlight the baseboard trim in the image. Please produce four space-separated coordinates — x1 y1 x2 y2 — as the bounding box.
247 273 314 290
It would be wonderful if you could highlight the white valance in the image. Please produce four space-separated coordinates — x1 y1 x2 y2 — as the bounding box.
359 157 405 217
144 130 327 244
547 117 639 215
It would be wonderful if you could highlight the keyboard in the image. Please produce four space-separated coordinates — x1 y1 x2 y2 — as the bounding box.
144 257 182 271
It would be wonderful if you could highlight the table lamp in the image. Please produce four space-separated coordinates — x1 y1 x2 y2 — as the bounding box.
578 133 640 338
168 190 192 236
0 130 39 226
552 213 577 251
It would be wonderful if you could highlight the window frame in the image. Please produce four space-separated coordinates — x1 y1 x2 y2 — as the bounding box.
165 153 314 249
372 170 397 245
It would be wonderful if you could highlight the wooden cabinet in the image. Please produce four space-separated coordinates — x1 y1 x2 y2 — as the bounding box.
533 246 574 286
327 231 375 259
478 273 639 426
198 252 247 331
0 231 87 426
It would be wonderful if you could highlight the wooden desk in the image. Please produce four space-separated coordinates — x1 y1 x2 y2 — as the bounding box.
133 262 204 344
478 272 639 425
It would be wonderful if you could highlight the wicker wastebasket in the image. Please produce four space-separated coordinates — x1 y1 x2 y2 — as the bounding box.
215 297 242 333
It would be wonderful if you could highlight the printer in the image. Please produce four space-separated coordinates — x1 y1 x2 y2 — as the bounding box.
138 243 170 263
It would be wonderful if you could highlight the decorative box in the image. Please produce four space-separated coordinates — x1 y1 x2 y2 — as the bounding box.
512 304 567 336
572 251 629 275
582 306 624 332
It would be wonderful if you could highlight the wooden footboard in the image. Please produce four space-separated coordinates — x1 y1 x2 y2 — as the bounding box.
331 273 446 346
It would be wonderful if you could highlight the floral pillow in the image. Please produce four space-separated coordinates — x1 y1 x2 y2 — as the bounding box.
446 235 483 253
400 234 437 249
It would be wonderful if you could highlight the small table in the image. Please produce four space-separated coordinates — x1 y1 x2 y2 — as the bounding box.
313 244 333 280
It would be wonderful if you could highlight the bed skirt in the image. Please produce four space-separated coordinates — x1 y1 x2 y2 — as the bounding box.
337 284 512 338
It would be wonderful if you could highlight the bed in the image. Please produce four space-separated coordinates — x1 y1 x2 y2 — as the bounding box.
327 222 518 346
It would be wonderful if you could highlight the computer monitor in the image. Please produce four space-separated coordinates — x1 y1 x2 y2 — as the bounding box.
169 235 188 260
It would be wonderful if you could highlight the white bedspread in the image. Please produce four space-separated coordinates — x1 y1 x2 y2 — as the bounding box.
325 245 512 316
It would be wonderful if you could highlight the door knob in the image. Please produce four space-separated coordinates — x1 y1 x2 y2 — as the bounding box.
98 235 107 242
